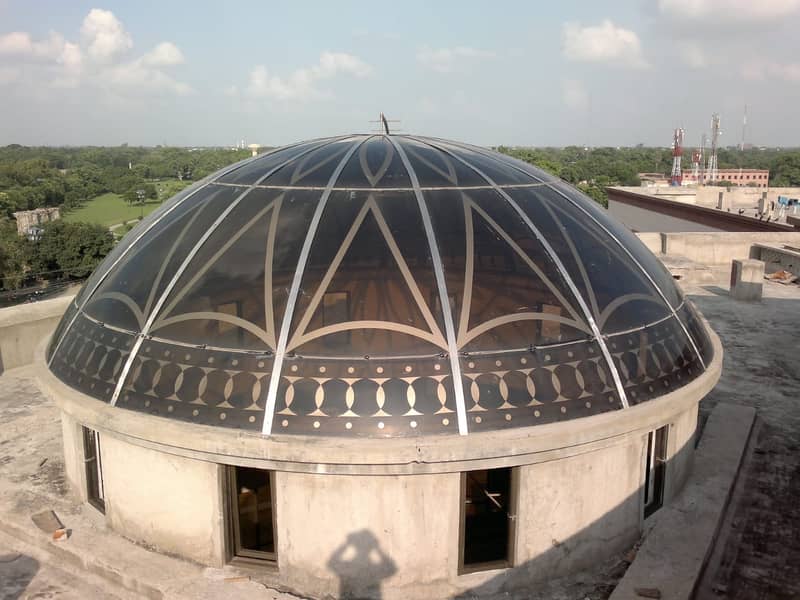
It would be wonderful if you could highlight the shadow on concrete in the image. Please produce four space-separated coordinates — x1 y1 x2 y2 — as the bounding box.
318 433 699 600
451 434 697 600
327 529 397 599
700 285 731 297
0 553 39 600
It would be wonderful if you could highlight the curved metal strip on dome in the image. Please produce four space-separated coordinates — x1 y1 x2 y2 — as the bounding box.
109 136 356 406
388 136 469 435
261 137 369 435
46 137 335 369
411 137 630 409
427 136 706 370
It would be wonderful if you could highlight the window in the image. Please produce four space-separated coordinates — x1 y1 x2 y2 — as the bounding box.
227 467 277 562
459 468 516 573
644 425 668 518
82 427 105 513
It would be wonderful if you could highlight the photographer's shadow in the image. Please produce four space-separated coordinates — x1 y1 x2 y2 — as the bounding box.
327 529 397 599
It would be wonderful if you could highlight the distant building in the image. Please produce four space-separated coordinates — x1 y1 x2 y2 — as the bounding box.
682 169 769 188
12 207 60 237
637 169 770 188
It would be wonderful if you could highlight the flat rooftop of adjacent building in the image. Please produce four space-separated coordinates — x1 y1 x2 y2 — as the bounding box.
609 185 800 231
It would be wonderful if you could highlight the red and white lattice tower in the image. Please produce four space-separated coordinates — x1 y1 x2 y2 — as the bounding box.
670 128 684 186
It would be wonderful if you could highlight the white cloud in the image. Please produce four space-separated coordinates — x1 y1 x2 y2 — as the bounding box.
562 20 649 69
657 0 800 21
0 31 34 55
0 66 19 85
677 41 708 69
142 42 184 67
80 8 132 63
562 79 589 111
0 9 189 95
416 46 496 73
742 59 800 82
238 51 371 101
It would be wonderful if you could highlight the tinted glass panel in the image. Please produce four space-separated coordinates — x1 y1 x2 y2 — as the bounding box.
84 186 239 332
433 140 538 186
549 181 683 308
288 190 447 358
117 338 270 430
337 136 412 188
397 138 485 187
426 188 590 352
607 314 702 406
150 189 319 350
264 138 356 187
509 186 671 333
217 139 327 185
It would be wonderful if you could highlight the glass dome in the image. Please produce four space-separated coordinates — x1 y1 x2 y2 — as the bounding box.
46 135 713 438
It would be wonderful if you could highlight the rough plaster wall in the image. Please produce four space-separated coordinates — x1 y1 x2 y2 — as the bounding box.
100 435 222 565
276 471 460 597
665 403 698 503
60 412 86 502
514 441 643 579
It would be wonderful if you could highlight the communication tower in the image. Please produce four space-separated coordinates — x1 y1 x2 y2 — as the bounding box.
707 114 721 183
670 128 684 186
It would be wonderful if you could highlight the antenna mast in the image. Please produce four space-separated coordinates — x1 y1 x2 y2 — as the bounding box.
707 114 721 183
670 127 684 186
740 104 748 150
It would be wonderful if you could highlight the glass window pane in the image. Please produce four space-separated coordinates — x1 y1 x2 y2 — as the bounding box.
508 186 672 334
83 185 239 332
264 138 357 187
149 188 288 351
216 140 327 185
336 136 412 189
397 138 486 187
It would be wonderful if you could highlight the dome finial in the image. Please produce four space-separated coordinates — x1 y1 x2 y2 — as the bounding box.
371 112 399 135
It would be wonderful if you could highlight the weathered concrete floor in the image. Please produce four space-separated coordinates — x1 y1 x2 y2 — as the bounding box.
0 536 120 600
689 281 800 600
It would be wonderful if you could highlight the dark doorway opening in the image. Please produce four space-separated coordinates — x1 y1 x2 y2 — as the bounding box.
228 466 277 561
82 426 105 513
644 425 668 518
460 467 516 572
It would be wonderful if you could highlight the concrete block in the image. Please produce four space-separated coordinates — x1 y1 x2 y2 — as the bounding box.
730 259 764 302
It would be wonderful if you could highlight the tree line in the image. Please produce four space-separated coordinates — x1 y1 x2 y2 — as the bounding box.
0 145 251 217
497 145 800 206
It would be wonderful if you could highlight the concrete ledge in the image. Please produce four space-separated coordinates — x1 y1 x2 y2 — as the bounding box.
0 295 72 373
609 402 756 600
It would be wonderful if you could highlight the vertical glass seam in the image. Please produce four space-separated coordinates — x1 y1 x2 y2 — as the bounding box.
388 136 470 435
109 136 354 406
428 136 706 371
261 136 370 435
411 136 630 410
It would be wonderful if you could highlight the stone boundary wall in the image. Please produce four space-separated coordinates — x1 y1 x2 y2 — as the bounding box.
0 295 73 373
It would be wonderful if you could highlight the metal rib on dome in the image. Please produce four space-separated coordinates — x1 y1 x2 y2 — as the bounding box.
46 134 713 438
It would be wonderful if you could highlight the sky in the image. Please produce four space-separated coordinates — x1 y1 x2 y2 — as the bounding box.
0 0 799 147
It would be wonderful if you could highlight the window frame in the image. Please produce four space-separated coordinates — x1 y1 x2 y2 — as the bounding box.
82 426 105 514
457 467 518 575
225 466 279 564
643 425 669 519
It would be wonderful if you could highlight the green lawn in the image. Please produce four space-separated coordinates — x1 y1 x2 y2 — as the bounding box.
63 180 192 228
